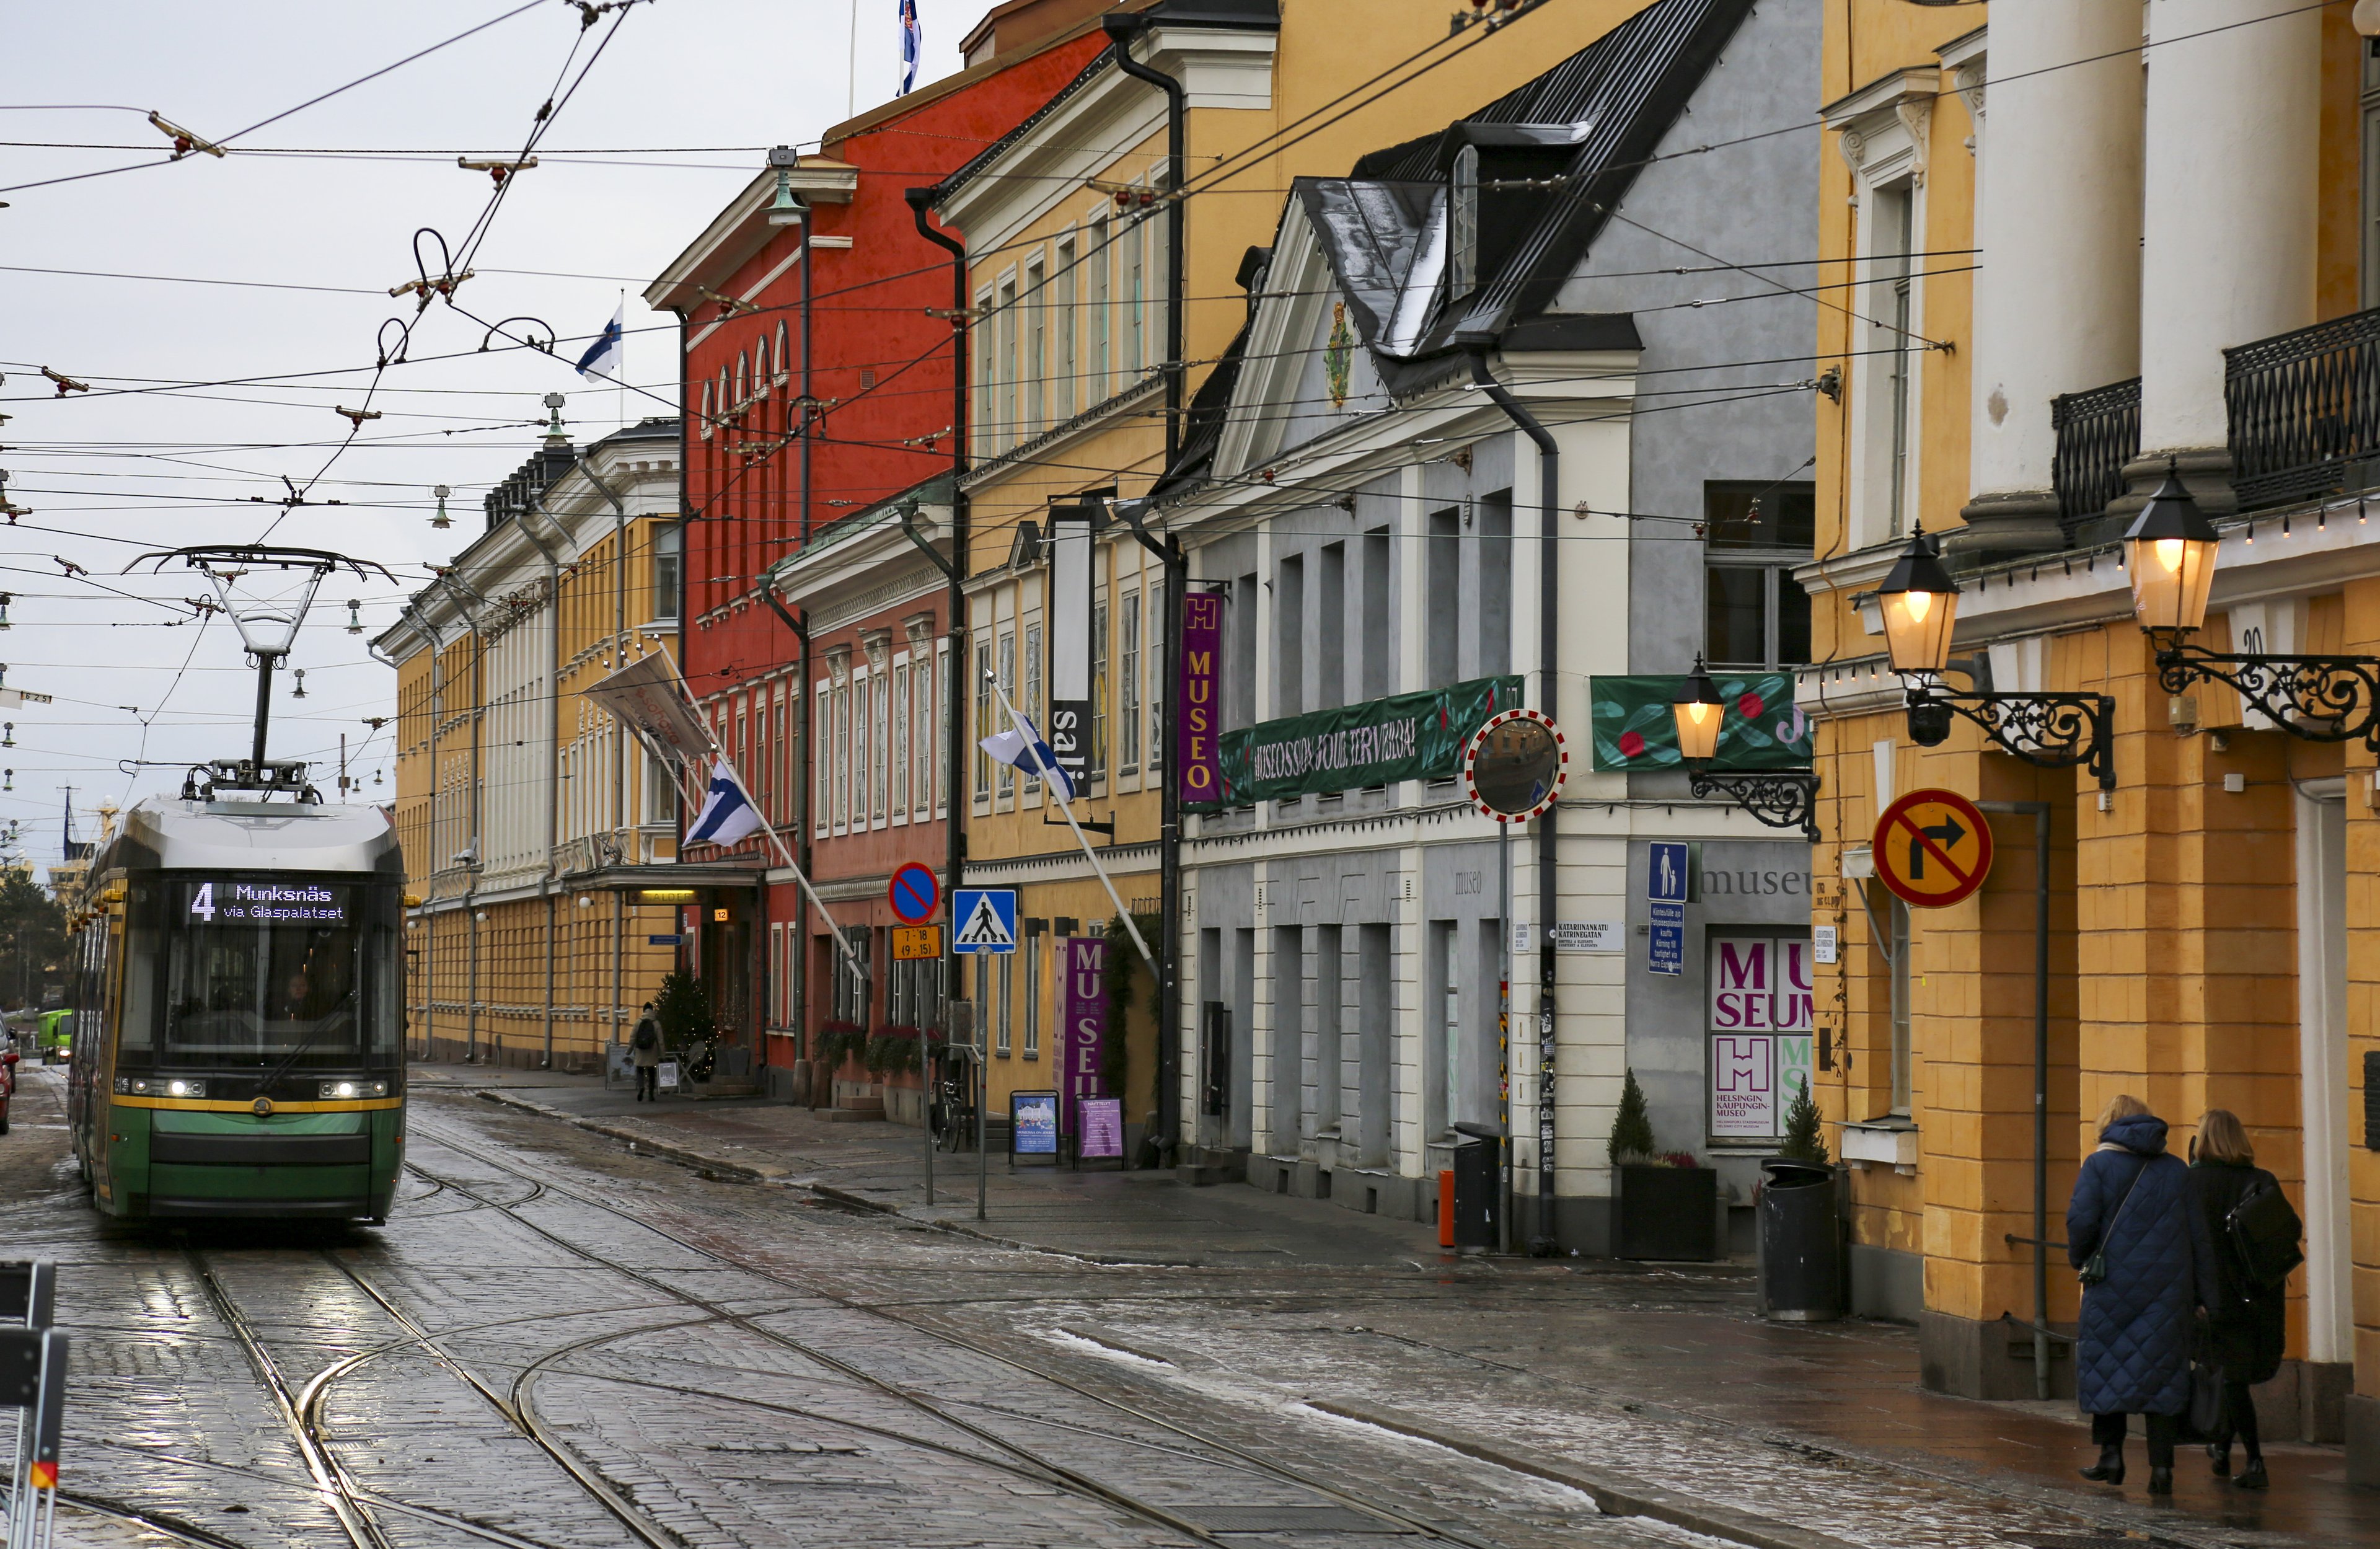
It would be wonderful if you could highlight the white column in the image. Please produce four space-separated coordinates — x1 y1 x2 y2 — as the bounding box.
2136 0 2321 463
1959 4 2144 552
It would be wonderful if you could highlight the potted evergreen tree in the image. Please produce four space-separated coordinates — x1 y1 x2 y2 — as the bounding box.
652 969 713 1083
1611 1069 1719 1261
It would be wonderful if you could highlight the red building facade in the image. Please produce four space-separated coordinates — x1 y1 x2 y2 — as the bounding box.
642 7 1112 1105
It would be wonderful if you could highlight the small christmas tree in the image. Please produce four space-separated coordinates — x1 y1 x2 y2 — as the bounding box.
1778 1075 1829 1165
1608 1068 1657 1165
652 968 713 1053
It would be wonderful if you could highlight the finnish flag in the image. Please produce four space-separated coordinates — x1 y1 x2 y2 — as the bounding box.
687 759 764 846
899 0 922 95
575 304 624 382
980 718 1075 803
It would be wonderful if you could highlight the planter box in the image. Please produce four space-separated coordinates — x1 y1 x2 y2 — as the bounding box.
1617 1163 1720 1261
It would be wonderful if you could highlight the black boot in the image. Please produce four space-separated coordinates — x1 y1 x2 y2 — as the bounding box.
2208 1441 2231 1476
2148 1466 2174 1495
2080 1444 2125 1484
2234 1458 2268 1491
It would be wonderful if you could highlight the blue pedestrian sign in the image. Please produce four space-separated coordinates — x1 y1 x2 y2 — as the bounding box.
1647 841 1690 904
951 889 1018 954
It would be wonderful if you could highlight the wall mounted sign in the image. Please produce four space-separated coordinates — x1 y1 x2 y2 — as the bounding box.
1178 592 1224 803
1872 788 1993 909
951 889 1016 953
1590 673 1810 771
1059 935 1108 1137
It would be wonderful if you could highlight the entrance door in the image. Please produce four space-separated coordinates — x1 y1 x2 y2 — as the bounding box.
2294 780 2351 1375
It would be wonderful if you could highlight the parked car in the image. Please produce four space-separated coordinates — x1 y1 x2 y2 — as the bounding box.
1 1048 17 1134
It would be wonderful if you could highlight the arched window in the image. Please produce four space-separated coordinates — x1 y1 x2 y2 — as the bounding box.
774 320 791 386
735 351 749 410
717 366 730 422
752 335 770 398
1448 143 1479 296
699 379 715 439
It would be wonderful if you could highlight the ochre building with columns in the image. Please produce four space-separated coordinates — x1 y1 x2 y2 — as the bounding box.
1794 0 2380 1466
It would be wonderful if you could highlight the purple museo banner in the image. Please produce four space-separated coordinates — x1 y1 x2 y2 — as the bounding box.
1179 591 1223 803
1060 935 1108 1135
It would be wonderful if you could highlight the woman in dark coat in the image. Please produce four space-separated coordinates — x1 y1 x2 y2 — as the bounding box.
2188 1108 2290 1491
2066 1095 2218 1494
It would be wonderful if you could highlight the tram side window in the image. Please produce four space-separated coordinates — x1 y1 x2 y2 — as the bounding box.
115 883 159 1059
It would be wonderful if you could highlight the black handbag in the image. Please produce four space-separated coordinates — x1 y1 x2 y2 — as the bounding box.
2182 1331 2228 1443
2079 1158 2146 1287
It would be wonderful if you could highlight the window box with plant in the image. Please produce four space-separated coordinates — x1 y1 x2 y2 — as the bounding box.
1609 1069 1719 1261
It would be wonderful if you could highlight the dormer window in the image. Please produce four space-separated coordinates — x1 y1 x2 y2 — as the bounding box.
1449 143 1479 296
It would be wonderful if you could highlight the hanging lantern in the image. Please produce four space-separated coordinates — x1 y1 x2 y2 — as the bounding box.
2123 467 2221 638
1671 656 1725 766
1875 525 1961 674
431 484 453 530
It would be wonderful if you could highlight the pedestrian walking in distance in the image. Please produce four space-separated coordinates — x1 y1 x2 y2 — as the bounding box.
2189 1107 2301 1493
630 1002 663 1101
2068 1093 2217 1494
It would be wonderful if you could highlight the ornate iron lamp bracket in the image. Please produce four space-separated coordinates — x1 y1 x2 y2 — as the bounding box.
2154 643 2380 751
1686 769 1820 843
1903 681 2117 790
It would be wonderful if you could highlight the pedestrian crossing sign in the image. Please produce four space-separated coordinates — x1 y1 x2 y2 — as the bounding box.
951 889 1018 954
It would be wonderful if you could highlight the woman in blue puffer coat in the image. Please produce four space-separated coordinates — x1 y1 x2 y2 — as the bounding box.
2066 1094 2218 1494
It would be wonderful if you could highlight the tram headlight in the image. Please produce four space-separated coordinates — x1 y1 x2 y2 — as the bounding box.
319 1080 388 1100
117 1077 205 1098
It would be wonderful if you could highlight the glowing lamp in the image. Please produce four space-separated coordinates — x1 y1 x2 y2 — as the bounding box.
1672 657 1725 766
1875 526 1960 674
2123 469 2220 638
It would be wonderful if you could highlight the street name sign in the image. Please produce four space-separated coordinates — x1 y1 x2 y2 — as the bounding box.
1873 788 1993 909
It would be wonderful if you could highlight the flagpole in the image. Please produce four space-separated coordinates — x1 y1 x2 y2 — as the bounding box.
987 672 1158 976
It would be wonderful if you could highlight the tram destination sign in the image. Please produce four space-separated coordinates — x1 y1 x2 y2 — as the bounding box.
183 880 352 924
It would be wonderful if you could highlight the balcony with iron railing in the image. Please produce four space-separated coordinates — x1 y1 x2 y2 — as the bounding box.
2047 304 2380 542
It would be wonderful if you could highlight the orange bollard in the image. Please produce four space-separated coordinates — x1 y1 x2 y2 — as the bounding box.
1437 1169 1455 1248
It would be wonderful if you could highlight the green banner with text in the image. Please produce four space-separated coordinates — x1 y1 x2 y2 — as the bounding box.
1589 672 1810 772
1195 674 1526 808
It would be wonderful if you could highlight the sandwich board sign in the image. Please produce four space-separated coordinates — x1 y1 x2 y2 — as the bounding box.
951 889 1018 954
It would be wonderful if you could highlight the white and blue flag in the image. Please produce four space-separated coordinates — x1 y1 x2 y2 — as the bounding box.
980 717 1075 803
687 759 764 846
899 0 922 95
575 304 624 382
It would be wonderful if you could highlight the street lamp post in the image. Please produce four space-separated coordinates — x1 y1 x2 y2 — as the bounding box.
1874 526 2118 788
1670 658 1822 842
2123 469 2380 748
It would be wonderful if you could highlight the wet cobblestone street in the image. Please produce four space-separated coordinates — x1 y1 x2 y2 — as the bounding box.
0 1070 2360 1549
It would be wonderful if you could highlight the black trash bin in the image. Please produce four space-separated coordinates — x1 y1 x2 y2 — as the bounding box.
1757 1159 1843 1320
1449 1121 1502 1252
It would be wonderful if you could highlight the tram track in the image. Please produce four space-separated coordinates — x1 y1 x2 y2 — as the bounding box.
407 1118 1527 1549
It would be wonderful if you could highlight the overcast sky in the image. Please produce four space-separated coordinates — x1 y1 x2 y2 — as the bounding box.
2 0 976 877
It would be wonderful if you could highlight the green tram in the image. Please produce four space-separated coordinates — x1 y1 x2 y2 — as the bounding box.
65 788 407 1221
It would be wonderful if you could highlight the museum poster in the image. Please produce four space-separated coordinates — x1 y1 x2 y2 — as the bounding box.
1708 935 1815 1139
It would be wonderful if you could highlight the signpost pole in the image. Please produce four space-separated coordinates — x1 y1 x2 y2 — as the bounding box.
1497 819 1512 1256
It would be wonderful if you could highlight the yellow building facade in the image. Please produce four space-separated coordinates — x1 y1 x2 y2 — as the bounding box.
384 418 687 1071
1801 0 2380 1463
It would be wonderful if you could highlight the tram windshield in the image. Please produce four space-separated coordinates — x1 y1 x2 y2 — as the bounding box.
148 878 394 1069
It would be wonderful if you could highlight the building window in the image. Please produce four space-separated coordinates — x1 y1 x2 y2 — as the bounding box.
994 954 1013 1056
814 685 831 836
1701 481 1816 669
1023 925 1042 1058
892 662 910 821
1091 596 1108 781
650 525 681 622
1056 233 1078 421
974 637 994 804
1119 588 1142 774
913 653 934 819
872 670 890 824
852 670 870 830
834 679 852 832
1025 253 1046 439
1089 214 1111 401
1022 619 1043 796
1147 575 1163 759
1872 181 1917 539
935 638 951 814
1448 143 1479 296
998 274 1018 452
1127 204 1146 377
998 629 1018 799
